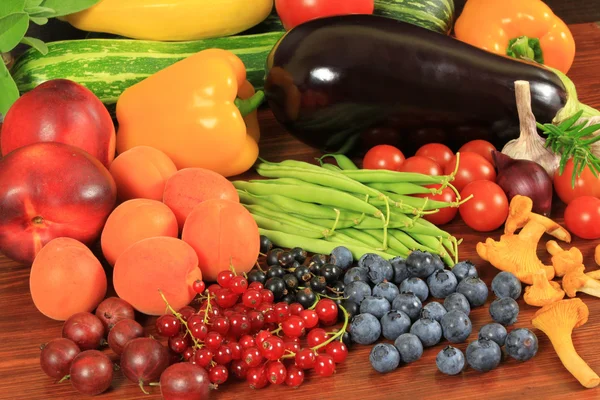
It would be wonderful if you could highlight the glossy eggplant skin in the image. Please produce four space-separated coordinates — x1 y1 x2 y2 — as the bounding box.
264 14 567 155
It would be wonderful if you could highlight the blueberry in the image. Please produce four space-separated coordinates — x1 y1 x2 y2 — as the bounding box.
422 301 447 322
440 310 472 343
321 264 343 284
456 277 489 307
451 261 478 283
358 254 393 284
410 318 442 347
489 297 519 326
344 281 372 305
443 292 471 315
369 343 400 373
491 271 522 300
343 266 369 285
330 246 353 271
349 313 381 345
436 346 465 375
478 323 508 347
259 235 273 254
360 296 391 319
406 250 444 278
338 299 360 320
372 281 399 304
380 310 412 340
394 333 423 364
466 339 502 372
290 247 307 264
391 293 422 321
400 277 429 302
505 328 538 362
391 256 410 285
427 269 458 298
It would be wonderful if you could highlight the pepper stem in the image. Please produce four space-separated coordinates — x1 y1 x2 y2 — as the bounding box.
507 36 544 65
235 90 265 117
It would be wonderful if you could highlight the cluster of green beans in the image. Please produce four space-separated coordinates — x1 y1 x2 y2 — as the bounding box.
233 154 466 267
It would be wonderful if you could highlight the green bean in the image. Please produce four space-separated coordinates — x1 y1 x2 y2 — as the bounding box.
389 230 438 254
367 182 437 195
259 228 396 260
382 190 458 211
317 154 359 170
338 228 387 250
290 215 357 230
243 204 327 231
251 214 324 239
362 230 411 257
408 232 455 266
321 163 342 172
250 178 311 186
340 169 450 184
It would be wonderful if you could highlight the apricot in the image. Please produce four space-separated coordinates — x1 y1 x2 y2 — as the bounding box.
100 199 178 266
113 237 201 316
109 146 177 202
30 238 107 321
182 199 259 282
162 168 239 230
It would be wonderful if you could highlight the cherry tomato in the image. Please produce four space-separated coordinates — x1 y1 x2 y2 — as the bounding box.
444 152 496 192
415 184 457 225
458 140 496 165
459 180 508 232
275 0 374 31
399 156 443 176
553 159 600 204
362 145 405 171
415 143 454 169
564 196 600 239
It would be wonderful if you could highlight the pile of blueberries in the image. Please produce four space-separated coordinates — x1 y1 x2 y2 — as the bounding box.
340 251 539 375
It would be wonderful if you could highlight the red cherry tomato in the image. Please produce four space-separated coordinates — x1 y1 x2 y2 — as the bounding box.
564 196 600 239
444 152 496 192
459 180 509 232
415 184 458 225
275 0 374 31
415 143 454 170
554 159 600 204
362 145 405 171
458 140 496 165
399 156 443 176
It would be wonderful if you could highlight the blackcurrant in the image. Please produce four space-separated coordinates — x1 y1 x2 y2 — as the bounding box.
310 254 328 267
338 299 359 320
296 288 317 309
281 292 296 304
259 235 273 254
321 264 342 283
278 251 295 267
290 247 308 264
264 277 286 300
328 280 345 296
290 260 301 270
267 249 283 266
310 276 327 293
309 262 323 276
294 266 312 283
266 265 286 279
341 331 352 349
283 274 299 291
247 270 266 284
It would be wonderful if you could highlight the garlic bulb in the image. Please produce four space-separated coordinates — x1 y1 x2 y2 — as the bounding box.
501 81 560 177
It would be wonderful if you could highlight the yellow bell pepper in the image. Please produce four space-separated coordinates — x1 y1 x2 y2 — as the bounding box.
116 49 264 177
61 0 274 41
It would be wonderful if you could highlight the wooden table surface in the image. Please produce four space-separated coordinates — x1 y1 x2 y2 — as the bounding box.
2 22 600 400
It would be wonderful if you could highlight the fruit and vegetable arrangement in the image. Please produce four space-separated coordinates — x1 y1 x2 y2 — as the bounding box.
2 0 600 398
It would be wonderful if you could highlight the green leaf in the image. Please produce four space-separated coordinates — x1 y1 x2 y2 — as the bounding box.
25 0 44 7
39 0 100 17
25 5 56 17
0 12 29 52
29 15 47 25
0 61 19 116
0 0 25 18
558 110 584 130
20 36 47 54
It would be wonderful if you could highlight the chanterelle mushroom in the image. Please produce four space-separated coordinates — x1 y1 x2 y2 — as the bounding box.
562 265 600 298
546 240 584 277
476 219 555 285
532 299 599 388
524 269 565 307
504 195 571 242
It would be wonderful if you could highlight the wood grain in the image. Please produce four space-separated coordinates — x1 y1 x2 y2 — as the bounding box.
1 22 600 400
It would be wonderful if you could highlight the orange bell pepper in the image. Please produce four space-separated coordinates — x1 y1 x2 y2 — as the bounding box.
116 49 264 177
454 0 576 74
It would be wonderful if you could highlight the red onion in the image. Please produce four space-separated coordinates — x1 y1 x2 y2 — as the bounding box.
492 151 553 216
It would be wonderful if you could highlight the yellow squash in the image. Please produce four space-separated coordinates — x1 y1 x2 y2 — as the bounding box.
61 0 274 41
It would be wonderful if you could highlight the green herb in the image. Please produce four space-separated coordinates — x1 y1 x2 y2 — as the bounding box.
0 0 101 115
537 110 600 187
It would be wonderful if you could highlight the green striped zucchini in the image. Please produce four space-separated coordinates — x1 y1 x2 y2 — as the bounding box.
11 31 284 109
374 0 455 35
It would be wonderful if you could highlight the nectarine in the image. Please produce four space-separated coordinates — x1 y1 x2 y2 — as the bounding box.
30 238 107 321
113 237 201 316
101 199 178 266
182 199 259 282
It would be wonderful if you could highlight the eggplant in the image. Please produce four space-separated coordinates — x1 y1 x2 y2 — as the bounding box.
264 14 599 154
